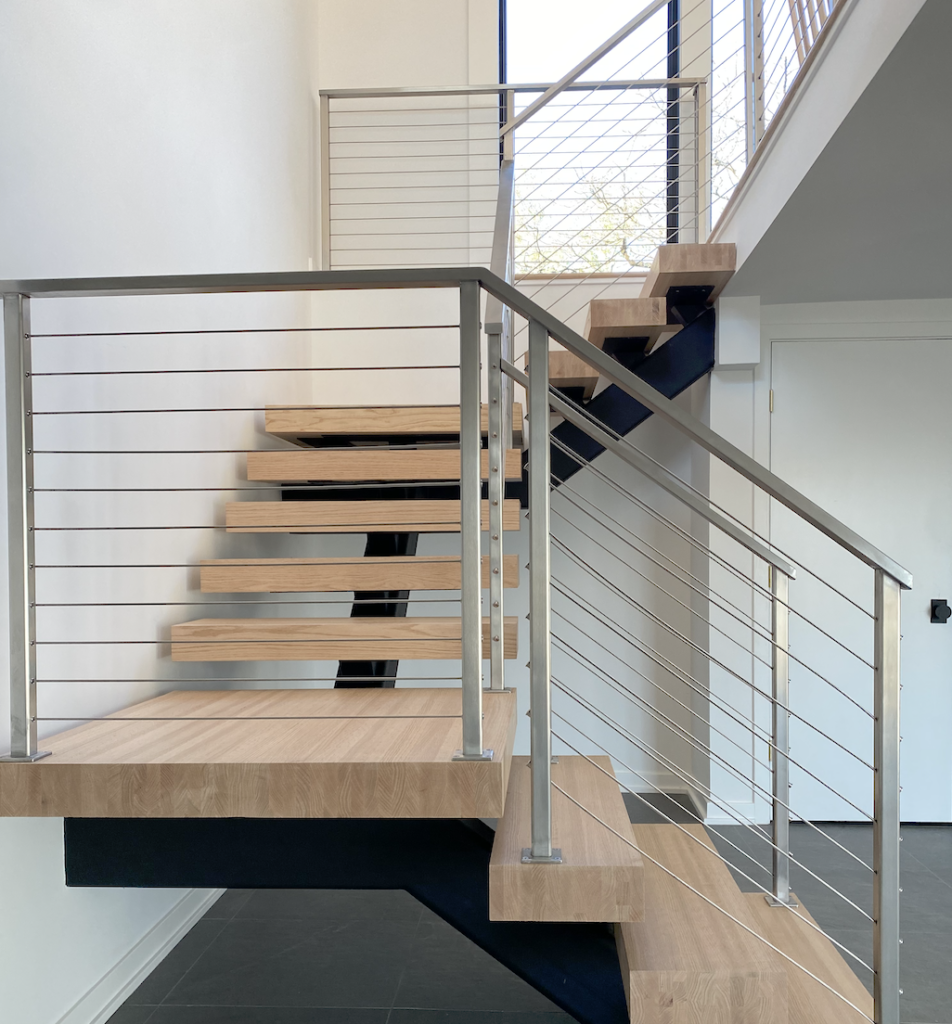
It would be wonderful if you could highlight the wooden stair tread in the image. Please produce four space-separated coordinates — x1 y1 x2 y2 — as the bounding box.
490 755 644 922
247 448 523 483
225 499 522 533
200 554 520 592
526 351 599 400
266 404 525 445
744 892 873 1022
584 296 676 353
640 242 737 301
616 823 786 1023
170 616 519 661
0 688 518 819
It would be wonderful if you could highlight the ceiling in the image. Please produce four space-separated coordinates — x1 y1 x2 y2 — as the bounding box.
724 0 952 304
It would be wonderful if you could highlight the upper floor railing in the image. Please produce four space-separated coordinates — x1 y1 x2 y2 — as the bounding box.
319 0 847 283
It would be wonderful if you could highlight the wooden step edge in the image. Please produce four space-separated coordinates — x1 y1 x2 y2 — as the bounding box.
640 242 737 302
265 403 525 446
246 448 523 483
584 296 682 355
743 892 873 1022
489 755 645 922
616 822 787 1023
169 616 519 662
224 499 523 534
200 554 520 592
526 351 599 400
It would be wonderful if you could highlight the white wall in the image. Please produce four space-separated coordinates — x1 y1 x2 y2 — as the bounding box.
0 2 315 1021
705 296 952 824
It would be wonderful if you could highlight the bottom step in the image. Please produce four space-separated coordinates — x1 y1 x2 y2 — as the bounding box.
745 892 873 1023
617 824 787 1023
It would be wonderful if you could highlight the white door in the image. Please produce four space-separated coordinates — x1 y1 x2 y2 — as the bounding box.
771 336 952 823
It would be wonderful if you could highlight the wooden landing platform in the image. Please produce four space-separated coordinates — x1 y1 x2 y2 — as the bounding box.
489 756 644 922
0 688 517 819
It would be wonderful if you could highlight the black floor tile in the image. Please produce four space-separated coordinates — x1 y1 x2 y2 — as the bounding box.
105 1006 156 1024
147 1008 389 1024
233 888 423 924
389 1011 575 1024
898 929 952 1024
204 890 256 920
163 917 416 1009
393 918 559 1013
126 919 229 1005
623 791 698 824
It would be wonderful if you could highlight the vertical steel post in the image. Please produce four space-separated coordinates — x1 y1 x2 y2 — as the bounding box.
874 569 902 1024
744 0 765 161
767 569 795 906
524 318 559 863
486 326 506 692
1 294 47 762
319 93 331 270
503 90 515 164
454 281 490 761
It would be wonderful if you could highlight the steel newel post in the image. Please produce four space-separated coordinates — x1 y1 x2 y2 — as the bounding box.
767 569 795 907
455 281 489 761
1 294 46 762
487 326 506 692
874 569 902 1024
525 317 559 863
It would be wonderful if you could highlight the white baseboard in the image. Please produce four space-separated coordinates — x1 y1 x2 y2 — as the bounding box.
56 887 224 1024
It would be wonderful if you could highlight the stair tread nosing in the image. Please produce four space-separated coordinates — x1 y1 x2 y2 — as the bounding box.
640 242 737 301
247 448 524 483
265 403 525 445
616 823 787 1023
584 296 676 352
200 554 521 592
224 499 522 533
170 616 519 661
489 755 644 922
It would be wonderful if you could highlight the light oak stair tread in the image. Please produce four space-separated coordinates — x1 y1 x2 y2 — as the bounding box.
247 448 523 483
616 823 787 1023
584 297 676 353
225 499 522 533
526 351 598 400
744 892 873 1022
0 688 518 819
266 404 524 445
640 242 737 301
170 616 519 661
201 554 520 592
489 755 644 922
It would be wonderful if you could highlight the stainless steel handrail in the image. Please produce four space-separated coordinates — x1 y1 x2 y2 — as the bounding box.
0 265 912 589
319 78 704 99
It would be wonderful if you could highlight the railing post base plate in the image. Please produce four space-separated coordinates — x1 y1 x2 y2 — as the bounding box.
452 749 494 762
1 750 51 762
521 848 563 864
764 894 799 908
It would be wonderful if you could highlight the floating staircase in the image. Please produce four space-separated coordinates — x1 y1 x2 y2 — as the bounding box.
0 243 874 1024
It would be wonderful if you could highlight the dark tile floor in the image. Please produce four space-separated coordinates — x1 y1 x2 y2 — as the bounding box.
107 800 952 1024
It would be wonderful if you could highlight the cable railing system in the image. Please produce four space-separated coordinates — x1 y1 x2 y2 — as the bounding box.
319 0 847 294
1 262 904 1024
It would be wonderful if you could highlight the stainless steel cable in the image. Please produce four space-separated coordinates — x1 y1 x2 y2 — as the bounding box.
552 681 875 883
551 580 877 774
